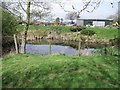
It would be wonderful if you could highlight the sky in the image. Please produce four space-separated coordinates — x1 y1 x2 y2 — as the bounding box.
2 0 119 22
51 0 119 21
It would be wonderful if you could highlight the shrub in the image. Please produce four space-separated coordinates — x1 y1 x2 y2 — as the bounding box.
1 8 18 51
2 8 18 36
70 26 86 32
109 37 120 48
81 30 96 36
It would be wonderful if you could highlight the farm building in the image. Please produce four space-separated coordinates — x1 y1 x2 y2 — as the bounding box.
76 19 113 27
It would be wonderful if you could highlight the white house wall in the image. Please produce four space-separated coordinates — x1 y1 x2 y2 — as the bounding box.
93 21 105 27
76 19 84 26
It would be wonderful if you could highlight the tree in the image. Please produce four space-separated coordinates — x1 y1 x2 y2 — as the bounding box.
1 7 19 54
55 0 102 19
1 7 18 36
21 0 31 54
66 12 77 22
60 18 63 23
55 17 60 24
107 12 118 22
21 0 51 53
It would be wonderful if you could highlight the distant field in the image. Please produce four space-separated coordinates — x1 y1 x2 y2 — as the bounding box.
2 54 119 88
17 25 71 32
17 25 119 40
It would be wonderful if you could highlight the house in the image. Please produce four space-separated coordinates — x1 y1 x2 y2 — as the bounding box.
76 19 113 27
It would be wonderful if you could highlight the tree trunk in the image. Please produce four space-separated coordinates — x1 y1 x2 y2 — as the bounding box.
78 40 81 56
21 0 31 54
13 34 19 54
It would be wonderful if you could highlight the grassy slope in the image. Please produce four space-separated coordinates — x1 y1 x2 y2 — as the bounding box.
2 54 119 88
88 27 118 40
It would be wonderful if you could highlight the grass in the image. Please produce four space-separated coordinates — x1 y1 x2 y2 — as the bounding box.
88 27 119 40
2 54 119 88
17 25 71 33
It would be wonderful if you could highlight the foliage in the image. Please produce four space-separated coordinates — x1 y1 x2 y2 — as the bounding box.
70 26 86 32
81 29 96 36
60 18 63 23
2 54 119 88
94 47 119 56
109 37 120 48
1 8 19 50
55 17 60 24
2 8 18 36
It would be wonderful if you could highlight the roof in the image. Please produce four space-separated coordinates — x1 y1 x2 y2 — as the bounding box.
77 18 113 21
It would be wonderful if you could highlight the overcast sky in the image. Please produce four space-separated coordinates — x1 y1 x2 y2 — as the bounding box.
51 0 119 21
3 0 119 21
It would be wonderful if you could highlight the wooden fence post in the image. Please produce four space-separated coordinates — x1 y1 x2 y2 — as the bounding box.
14 34 19 54
78 36 81 56
49 41 52 55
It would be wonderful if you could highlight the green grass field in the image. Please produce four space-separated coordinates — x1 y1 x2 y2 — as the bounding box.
17 25 71 32
88 27 119 39
2 54 119 88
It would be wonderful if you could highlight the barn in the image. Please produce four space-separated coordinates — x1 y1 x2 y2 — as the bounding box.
76 19 113 27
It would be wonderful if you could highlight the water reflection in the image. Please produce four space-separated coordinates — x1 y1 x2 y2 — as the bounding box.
25 44 95 56
19 39 103 56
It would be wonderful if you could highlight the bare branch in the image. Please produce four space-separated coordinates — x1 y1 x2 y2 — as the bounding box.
56 0 102 18
18 0 27 13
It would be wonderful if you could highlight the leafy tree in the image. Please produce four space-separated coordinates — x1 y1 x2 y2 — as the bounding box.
60 18 63 23
1 7 19 53
55 17 60 24
1 8 18 36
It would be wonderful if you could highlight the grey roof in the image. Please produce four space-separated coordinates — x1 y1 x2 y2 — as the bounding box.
77 19 113 21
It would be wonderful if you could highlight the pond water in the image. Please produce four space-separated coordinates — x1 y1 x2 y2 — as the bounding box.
19 39 103 56
25 44 95 56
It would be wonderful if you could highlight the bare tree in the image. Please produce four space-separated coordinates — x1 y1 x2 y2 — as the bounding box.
107 12 118 22
21 0 31 54
66 12 77 22
55 0 102 18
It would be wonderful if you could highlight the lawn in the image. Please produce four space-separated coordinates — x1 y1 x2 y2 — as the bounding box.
88 27 119 40
2 54 119 88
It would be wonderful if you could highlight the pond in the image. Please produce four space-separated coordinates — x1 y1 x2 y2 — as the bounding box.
19 39 103 56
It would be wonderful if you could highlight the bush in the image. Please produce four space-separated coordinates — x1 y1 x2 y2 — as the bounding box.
81 30 96 36
1 8 18 51
109 37 120 48
2 8 18 36
70 26 86 32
